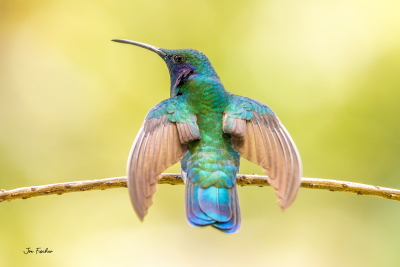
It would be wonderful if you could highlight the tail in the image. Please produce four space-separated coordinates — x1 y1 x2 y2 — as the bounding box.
182 169 241 234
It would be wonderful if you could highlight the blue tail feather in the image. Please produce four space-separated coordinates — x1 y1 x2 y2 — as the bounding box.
213 187 241 233
184 172 241 233
198 187 231 222
187 183 215 225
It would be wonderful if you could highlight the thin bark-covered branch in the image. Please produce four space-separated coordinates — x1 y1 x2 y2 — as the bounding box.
1 174 399 203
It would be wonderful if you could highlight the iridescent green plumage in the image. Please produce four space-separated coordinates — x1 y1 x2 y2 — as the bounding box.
113 39 302 233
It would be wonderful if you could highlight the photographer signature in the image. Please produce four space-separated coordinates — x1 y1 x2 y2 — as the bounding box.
23 247 53 254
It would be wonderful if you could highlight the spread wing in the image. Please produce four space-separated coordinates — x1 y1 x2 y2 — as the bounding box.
127 96 200 220
223 95 302 210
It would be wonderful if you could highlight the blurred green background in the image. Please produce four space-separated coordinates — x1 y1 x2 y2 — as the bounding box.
1 0 400 266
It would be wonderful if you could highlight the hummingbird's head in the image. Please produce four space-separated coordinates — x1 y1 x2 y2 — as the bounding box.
112 39 219 97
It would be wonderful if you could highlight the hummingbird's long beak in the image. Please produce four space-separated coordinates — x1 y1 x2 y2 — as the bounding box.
112 39 167 58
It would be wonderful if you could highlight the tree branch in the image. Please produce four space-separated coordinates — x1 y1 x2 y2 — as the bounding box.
1 174 399 203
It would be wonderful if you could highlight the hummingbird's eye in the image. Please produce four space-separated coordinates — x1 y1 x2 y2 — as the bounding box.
172 55 185 64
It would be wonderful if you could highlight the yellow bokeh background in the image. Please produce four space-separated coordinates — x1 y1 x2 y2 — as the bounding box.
1 0 400 266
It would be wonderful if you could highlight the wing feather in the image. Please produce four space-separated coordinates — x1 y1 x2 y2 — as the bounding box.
224 95 302 210
127 97 200 221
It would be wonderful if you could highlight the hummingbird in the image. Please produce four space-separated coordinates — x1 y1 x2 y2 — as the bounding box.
112 39 302 233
